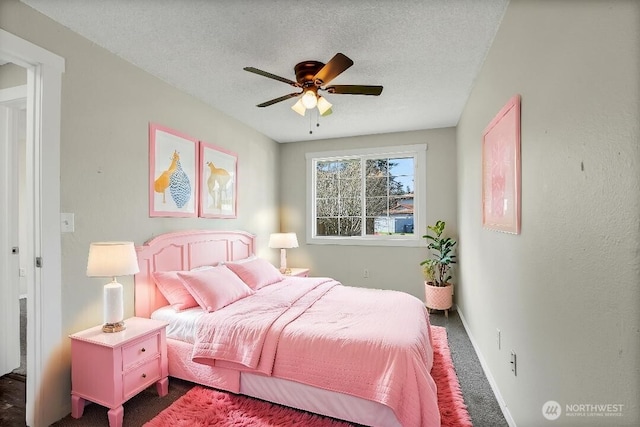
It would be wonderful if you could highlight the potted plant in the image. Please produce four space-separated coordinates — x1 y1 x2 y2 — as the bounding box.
420 220 457 315
421 260 436 285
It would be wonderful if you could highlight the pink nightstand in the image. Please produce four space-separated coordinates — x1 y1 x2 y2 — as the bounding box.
69 317 169 427
286 267 310 277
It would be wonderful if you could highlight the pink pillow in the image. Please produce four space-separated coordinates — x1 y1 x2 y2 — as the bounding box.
177 265 254 312
151 271 199 311
225 257 284 290
220 255 256 265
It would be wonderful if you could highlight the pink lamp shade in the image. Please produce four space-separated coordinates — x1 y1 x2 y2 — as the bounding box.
87 242 139 333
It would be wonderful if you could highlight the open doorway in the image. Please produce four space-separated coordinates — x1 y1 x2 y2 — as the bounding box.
0 60 28 425
1 28 65 427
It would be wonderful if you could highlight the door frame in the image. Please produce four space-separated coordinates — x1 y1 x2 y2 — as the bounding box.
0 29 65 427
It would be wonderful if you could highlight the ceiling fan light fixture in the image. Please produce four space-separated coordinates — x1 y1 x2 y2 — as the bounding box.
320 107 333 117
317 96 332 115
301 90 318 109
245 53 383 121
291 98 306 116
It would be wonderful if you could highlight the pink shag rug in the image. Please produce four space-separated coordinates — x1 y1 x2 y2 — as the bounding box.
431 325 474 427
144 325 471 427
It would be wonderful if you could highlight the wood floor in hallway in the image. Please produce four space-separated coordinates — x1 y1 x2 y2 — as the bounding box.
0 373 25 427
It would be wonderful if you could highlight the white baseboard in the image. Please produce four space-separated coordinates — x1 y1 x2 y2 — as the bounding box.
455 305 517 427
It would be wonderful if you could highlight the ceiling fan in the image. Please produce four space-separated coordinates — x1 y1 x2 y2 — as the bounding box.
244 53 383 117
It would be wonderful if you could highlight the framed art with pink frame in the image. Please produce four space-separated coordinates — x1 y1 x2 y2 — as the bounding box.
482 94 521 234
149 123 199 217
198 141 238 218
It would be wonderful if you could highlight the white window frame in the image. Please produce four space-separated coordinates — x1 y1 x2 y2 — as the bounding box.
306 143 427 247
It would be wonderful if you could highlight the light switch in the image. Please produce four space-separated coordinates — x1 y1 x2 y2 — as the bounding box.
61 213 75 233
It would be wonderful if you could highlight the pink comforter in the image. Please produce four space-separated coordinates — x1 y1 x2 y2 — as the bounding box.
192 277 440 427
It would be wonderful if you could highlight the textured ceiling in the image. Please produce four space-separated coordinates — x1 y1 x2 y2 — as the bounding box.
20 0 508 143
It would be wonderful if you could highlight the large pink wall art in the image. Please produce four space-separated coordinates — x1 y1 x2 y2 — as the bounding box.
482 95 521 234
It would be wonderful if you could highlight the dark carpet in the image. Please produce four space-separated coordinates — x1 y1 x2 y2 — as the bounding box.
430 310 508 427
11 298 26 377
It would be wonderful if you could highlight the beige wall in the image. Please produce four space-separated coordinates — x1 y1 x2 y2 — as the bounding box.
0 62 26 88
457 0 639 425
280 128 458 299
1 0 280 423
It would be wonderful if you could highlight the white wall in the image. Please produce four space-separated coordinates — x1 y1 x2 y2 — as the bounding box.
1 0 280 424
280 128 458 299
457 0 639 425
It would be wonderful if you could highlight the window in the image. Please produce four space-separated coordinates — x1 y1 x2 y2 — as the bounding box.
306 144 427 246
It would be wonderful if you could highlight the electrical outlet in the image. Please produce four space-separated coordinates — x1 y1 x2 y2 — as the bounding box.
510 350 517 376
496 329 501 350
363 268 369 278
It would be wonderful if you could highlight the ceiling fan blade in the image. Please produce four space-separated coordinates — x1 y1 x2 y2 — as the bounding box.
244 67 299 88
325 85 384 96
256 92 301 107
313 53 354 86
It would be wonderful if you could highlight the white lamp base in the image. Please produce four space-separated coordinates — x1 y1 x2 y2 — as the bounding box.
103 280 125 333
279 248 290 274
102 321 126 333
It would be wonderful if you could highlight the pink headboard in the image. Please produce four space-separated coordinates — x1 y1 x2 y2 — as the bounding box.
134 229 255 318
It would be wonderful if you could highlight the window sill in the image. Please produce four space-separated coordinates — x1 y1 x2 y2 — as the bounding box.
308 236 422 247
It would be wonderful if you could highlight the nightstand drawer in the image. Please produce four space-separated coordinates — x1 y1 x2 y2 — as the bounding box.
122 333 159 368
123 357 160 400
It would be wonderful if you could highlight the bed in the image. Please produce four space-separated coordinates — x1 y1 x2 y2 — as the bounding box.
134 229 440 427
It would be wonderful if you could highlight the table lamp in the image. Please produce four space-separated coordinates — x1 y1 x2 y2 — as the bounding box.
86 241 139 333
268 232 299 274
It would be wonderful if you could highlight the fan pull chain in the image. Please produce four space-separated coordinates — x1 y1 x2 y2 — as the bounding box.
309 109 321 135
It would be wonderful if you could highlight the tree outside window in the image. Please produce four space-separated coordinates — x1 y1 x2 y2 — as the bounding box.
314 156 415 237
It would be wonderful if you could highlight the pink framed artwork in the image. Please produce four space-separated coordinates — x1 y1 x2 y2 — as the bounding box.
198 141 238 218
482 94 521 234
149 123 199 217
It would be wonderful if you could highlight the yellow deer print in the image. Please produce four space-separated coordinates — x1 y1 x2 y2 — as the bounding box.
206 161 231 209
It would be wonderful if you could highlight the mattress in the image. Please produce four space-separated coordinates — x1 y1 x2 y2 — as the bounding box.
151 304 403 427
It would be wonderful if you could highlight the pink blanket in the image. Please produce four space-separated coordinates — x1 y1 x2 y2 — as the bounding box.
192 277 440 427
